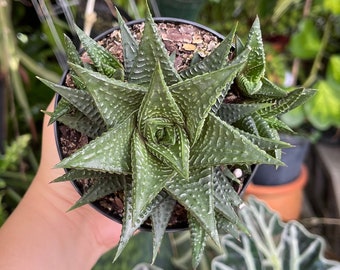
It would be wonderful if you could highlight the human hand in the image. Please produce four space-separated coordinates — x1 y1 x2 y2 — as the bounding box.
0 98 122 270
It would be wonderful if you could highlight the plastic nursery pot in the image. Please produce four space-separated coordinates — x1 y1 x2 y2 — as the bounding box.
54 17 254 232
244 165 308 221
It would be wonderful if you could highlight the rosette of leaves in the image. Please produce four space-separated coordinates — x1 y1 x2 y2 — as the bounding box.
38 5 315 268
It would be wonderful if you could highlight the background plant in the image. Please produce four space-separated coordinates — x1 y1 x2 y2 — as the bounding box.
0 0 62 217
212 197 340 270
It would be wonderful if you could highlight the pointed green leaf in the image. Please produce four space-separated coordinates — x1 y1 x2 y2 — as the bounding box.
56 109 105 138
74 24 124 79
138 62 184 130
117 8 138 76
145 126 190 179
166 167 220 245
237 129 290 151
114 177 139 261
266 117 295 134
210 46 252 114
131 130 175 218
64 34 86 89
114 177 168 261
243 16 265 80
56 116 135 173
252 114 278 138
188 214 208 269
234 35 245 56
236 17 265 96
128 8 181 86
137 63 189 178
258 88 316 118
237 113 284 161
171 62 245 144
213 167 243 208
217 103 271 124
52 169 111 182
215 211 241 238
213 168 244 227
235 115 259 135
151 196 176 264
38 77 104 126
48 98 71 125
190 113 283 168
253 77 287 98
69 174 125 210
70 63 146 128
64 34 83 67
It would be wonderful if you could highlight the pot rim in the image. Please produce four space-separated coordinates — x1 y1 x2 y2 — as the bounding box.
53 17 254 232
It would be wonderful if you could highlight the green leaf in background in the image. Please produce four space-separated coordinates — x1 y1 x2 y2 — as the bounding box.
327 55 340 83
280 106 306 129
289 18 322 59
323 0 340 15
0 134 31 173
304 80 340 130
211 197 340 270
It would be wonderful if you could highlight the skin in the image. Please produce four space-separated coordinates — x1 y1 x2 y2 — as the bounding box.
0 99 122 270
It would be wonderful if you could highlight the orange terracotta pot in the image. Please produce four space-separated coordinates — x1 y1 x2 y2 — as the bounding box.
244 165 308 221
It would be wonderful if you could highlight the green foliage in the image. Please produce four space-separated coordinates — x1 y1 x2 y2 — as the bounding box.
0 135 31 173
324 0 340 14
281 1 340 133
288 18 322 60
1 1 61 221
0 134 32 225
41 4 313 268
304 55 340 130
211 197 340 270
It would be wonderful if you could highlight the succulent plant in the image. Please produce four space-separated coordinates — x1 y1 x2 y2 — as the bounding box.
38 5 315 268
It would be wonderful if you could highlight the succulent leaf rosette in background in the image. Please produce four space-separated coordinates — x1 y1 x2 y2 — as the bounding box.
38 4 315 268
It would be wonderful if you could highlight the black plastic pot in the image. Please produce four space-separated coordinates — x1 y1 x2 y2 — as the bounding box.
54 17 255 231
252 134 310 186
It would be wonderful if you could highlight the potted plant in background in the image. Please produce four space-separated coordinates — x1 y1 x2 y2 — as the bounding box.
244 133 310 221
39 3 314 268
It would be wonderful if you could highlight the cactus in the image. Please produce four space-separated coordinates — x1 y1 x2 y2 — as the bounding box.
39 5 315 269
